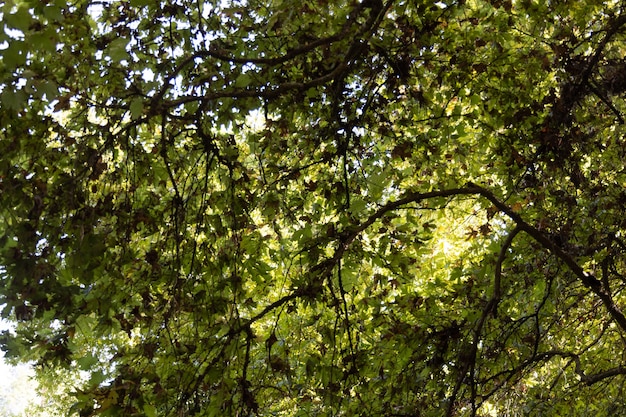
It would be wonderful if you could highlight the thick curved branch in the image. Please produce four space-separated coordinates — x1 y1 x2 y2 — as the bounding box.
467 183 626 332
164 61 349 107
587 81 624 124
341 183 626 333
517 350 626 386
581 365 626 385
232 183 626 372
579 14 626 87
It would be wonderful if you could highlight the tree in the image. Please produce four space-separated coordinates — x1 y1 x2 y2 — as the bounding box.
2 0 626 415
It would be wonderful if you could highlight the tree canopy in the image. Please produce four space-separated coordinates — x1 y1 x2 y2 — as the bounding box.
2 0 626 415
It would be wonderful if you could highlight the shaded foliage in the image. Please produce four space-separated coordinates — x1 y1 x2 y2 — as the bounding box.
2 0 626 415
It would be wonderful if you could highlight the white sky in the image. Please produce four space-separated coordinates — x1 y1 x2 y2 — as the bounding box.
0 320 42 417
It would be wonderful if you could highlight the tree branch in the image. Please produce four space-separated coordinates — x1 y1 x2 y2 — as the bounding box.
581 365 626 385
467 183 626 332
492 226 522 317
338 183 626 334
153 1 386 105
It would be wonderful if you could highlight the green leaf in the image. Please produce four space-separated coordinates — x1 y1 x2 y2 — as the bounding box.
1 89 26 110
348 198 367 216
38 80 59 101
1 41 26 69
106 38 129 62
4 7 33 32
130 98 143 119
76 354 99 370
42 5 64 22
235 73 251 88
143 404 157 417
88 371 108 387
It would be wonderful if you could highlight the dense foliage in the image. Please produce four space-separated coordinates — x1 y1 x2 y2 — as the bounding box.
2 0 626 415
